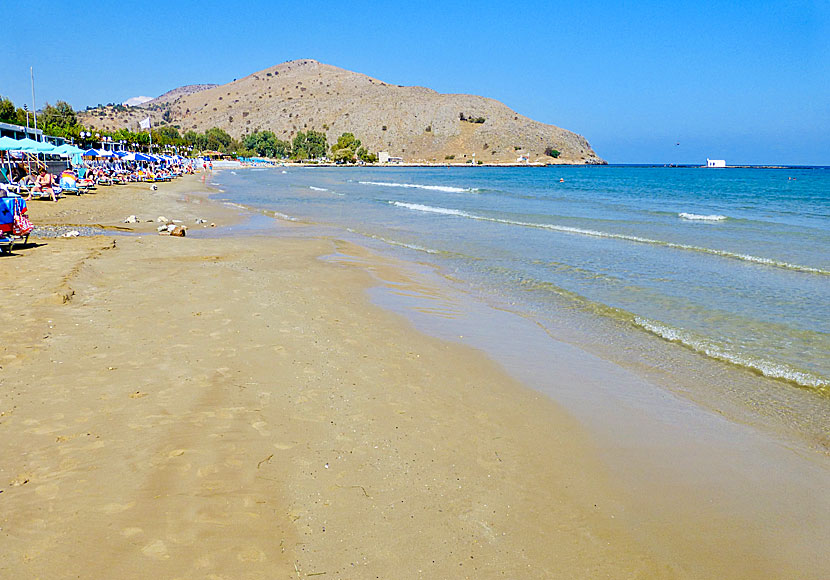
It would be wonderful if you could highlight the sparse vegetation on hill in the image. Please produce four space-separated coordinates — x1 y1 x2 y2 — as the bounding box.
77 59 604 164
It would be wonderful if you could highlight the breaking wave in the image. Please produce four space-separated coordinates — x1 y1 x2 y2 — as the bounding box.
345 228 441 254
309 186 329 191
389 202 829 275
360 181 478 193
679 212 728 221
634 317 828 391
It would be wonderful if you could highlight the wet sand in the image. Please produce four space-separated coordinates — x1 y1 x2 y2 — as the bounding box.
0 175 827 578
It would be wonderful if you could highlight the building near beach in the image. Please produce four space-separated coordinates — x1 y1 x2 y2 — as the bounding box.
0 121 43 142
707 158 726 168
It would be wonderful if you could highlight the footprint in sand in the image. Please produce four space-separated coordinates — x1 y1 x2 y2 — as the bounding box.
35 482 60 499
251 421 270 436
100 501 136 514
141 539 170 560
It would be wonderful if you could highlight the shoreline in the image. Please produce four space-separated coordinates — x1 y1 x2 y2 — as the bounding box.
2 175 828 578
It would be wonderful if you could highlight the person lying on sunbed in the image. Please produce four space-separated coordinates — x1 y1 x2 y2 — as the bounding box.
27 168 58 202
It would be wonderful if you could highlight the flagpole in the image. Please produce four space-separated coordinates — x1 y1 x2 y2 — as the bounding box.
31 67 38 141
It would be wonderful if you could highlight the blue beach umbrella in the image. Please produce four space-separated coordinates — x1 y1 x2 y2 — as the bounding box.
13 138 57 153
0 136 22 151
53 144 84 155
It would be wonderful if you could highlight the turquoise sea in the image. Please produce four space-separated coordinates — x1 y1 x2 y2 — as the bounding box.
209 165 829 434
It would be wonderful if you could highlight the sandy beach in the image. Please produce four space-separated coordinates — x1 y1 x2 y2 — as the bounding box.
0 175 826 579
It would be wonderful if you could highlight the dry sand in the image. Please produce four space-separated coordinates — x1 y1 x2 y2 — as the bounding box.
0 175 821 578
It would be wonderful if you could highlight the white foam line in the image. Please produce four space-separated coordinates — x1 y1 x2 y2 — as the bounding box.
345 228 440 254
679 212 728 221
634 317 828 390
272 211 298 222
309 186 329 191
390 201 829 275
360 181 477 193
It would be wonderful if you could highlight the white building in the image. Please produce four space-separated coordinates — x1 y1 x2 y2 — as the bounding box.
707 158 726 168
378 151 390 163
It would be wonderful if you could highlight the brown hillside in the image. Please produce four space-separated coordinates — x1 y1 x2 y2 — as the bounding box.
143 84 219 107
79 60 604 164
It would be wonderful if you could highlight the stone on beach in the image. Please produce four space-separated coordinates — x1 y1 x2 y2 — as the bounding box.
124 215 139 224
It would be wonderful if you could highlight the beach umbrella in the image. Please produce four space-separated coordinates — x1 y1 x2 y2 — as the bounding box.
11 138 57 153
53 144 85 167
0 136 22 151
82 148 101 157
53 144 84 156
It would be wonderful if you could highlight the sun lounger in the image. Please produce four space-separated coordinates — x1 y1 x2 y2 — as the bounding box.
59 174 83 195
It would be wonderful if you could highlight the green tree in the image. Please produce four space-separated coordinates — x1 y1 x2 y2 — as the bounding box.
331 132 362 163
357 146 377 163
0 96 15 124
184 130 208 151
291 130 327 160
334 132 360 152
243 131 291 158
39 101 78 132
205 127 232 151
332 147 355 163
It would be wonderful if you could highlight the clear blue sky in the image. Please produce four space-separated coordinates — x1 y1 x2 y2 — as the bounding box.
4 0 828 164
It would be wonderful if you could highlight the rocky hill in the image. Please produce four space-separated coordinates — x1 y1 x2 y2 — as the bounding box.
144 84 219 107
79 60 603 164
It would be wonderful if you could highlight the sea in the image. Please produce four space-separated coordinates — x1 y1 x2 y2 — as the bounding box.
208 165 830 447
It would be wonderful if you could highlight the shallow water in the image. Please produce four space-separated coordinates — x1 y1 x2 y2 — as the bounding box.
205 164 830 577
212 166 829 389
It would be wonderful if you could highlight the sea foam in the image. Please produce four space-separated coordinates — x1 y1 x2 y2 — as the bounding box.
390 201 829 275
309 186 329 191
679 212 728 221
634 317 828 390
345 228 441 254
361 181 477 193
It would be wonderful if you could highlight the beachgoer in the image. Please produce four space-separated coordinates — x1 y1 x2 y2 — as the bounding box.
209 160 213 171
28 168 58 202
11 163 27 183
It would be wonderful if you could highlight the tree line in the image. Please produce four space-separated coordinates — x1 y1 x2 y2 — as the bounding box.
1 95 380 162
242 130 377 162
